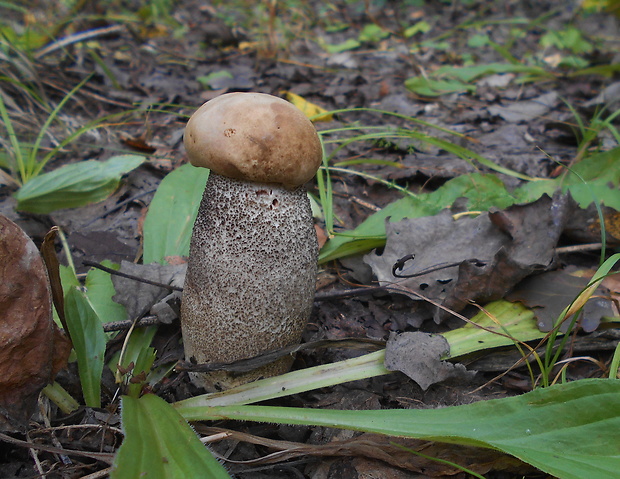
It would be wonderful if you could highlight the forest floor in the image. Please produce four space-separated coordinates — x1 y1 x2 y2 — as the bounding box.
1 1 620 478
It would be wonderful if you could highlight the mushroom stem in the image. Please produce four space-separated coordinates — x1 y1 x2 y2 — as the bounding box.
180 173 318 391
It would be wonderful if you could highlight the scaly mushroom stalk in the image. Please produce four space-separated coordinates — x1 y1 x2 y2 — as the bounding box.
181 92 322 391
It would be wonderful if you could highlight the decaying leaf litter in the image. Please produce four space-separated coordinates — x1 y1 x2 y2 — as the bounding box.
1 0 620 477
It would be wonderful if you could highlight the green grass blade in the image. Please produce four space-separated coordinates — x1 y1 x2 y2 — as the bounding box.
0 93 25 183
315 136 334 234
27 74 93 179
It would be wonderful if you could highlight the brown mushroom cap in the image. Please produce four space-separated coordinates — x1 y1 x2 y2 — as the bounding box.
184 92 323 188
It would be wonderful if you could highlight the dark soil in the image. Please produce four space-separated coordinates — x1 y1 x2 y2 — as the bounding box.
1 1 619 477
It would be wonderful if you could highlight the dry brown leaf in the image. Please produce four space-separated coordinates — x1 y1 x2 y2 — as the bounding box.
40 226 68 333
0 215 71 432
564 205 620 246
365 194 571 323
506 269 614 332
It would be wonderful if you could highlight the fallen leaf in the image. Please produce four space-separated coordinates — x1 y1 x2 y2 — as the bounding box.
112 261 186 320
281 91 333 121
507 269 615 332
121 134 157 154
488 92 558 123
364 194 570 322
365 210 506 323
384 332 475 390
563 204 620 246
40 226 68 332
0 215 71 431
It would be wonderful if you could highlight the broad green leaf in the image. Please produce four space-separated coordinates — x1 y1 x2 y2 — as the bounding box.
142 163 209 264
570 146 620 182
197 70 233 89
406 63 550 96
64 286 106 408
319 173 513 263
59 264 80 290
84 261 127 324
15 154 145 213
563 181 620 209
436 63 548 82
513 146 620 207
405 76 475 97
403 20 431 38
177 379 620 479
358 23 390 43
540 27 593 54
112 394 231 479
324 38 361 54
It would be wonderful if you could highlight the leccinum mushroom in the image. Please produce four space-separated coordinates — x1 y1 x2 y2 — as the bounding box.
181 92 323 391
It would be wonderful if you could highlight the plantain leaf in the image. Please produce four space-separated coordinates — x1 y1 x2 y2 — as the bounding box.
112 394 231 479
15 154 145 213
142 163 209 264
176 379 620 479
64 286 106 408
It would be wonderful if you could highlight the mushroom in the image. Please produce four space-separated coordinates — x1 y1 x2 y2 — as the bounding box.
181 92 323 391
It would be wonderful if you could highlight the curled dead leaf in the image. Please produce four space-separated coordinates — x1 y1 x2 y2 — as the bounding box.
0 215 71 432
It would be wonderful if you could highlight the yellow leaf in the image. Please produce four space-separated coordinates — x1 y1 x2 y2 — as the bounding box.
281 91 333 122
237 41 258 52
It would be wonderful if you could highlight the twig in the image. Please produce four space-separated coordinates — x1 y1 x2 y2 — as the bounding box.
555 243 604 254
79 468 112 479
314 286 388 301
35 25 125 59
103 315 161 332
82 260 183 292
176 338 386 373
0 432 114 465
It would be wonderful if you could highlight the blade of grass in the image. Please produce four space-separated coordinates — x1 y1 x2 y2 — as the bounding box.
0 93 26 184
542 254 620 384
315 136 334 234
28 73 93 180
